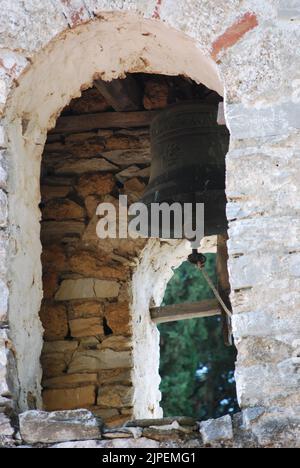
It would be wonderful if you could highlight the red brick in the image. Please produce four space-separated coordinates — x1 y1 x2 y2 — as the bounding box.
211 13 258 61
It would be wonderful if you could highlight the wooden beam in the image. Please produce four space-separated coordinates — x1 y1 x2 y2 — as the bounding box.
150 299 221 325
51 111 158 134
94 77 142 112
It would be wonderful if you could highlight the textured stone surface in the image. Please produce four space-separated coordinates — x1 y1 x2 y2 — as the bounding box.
19 410 101 444
278 0 300 20
55 279 120 300
0 413 14 437
43 200 85 221
227 101 300 139
69 317 104 338
40 303 68 342
105 303 131 335
52 437 159 448
77 173 115 198
242 407 265 430
68 349 132 373
200 415 233 445
69 251 127 280
43 373 98 390
68 301 103 320
43 386 96 411
98 385 134 408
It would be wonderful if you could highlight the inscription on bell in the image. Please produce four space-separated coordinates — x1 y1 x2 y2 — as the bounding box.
140 102 230 238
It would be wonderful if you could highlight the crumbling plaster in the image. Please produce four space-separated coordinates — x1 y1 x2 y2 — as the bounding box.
0 0 299 447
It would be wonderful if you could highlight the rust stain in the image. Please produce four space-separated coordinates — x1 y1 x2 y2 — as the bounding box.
152 0 162 20
211 12 258 61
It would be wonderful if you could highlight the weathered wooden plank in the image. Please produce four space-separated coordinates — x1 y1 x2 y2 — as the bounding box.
51 111 158 134
94 77 142 112
150 299 221 324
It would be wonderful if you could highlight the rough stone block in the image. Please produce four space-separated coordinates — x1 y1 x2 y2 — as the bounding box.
40 354 68 379
235 363 297 408
116 165 150 183
94 280 120 299
55 279 120 301
242 407 265 430
251 412 300 448
68 349 132 373
103 149 151 167
200 415 233 445
77 173 115 198
143 79 169 110
99 336 132 352
41 221 85 243
42 270 59 299
67 92 109 117
52 438 159 448
43 386 96 411
226 101 300 139
41 245 67 271
69 250 127 280
42 341 78 355
41 185 71 202
278 0 300 20
69 317 104 338
236 335 294 367
97 385 134 408
19 410 101 444
0 413 14 437
56 158 117 175
43 199 85 221
98 368 132 386
68 301 103 320
42 373 98 390
105 303 131 335
39 303 68 341
233 309 300 340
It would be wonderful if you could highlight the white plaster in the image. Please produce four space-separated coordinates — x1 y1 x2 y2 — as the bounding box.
131 237 216 418
131 239 188 418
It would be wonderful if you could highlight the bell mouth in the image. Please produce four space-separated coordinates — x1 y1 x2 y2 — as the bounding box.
137 191 227 240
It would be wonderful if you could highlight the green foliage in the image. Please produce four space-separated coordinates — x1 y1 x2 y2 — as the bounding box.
159 255 239 420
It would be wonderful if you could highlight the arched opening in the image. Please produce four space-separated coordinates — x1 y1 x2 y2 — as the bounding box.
38 73 229 426
3 13 228 416
159 254 238 421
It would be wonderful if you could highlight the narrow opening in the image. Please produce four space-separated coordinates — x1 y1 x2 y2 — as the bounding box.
159 254 239 420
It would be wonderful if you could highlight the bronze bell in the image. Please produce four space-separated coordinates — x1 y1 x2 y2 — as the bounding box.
140 102 229 239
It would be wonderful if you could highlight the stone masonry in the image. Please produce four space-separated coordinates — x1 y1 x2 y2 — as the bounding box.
0 0 299 448
39 91 150 426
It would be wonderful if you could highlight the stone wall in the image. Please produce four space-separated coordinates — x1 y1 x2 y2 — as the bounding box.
0 0 299 448
39 96 151 425
3 408 300 449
